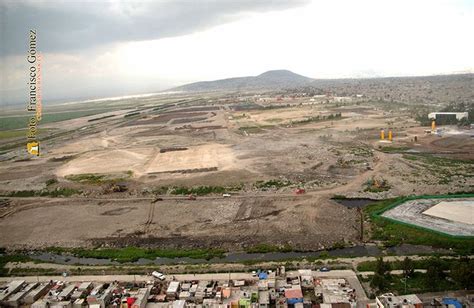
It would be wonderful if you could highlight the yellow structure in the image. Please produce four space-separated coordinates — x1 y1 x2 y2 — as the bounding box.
388 130 393 141
431 120 436 131
27 141 40 156
380 129 385 140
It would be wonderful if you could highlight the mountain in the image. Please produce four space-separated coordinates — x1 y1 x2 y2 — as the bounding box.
170 70 314 92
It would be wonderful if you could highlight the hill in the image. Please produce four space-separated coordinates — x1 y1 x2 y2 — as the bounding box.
170 70 313 92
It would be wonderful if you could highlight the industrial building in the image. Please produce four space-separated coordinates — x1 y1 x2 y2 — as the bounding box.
428 112 469 123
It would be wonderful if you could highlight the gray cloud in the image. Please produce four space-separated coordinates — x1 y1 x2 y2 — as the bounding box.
0 0 309 56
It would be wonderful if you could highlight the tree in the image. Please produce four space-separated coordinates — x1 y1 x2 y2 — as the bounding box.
425 258 444 291
370 273 389 292
375 257 391 276
371 257 391 293
450 260 474 289
402 257 415 277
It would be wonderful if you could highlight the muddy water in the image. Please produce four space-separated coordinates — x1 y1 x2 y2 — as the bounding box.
332 198 377 208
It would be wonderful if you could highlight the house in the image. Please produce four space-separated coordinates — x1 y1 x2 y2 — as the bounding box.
0 280 26 303
376 293 422 308
166 282 180 301
284 287 303 305
4 282 38 307
24 283 52 305
259 290 270 308
131 287 150 308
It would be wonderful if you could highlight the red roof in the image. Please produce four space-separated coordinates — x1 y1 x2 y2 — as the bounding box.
285 288 303 299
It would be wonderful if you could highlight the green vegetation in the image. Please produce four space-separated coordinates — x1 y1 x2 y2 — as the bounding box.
370 257 392 292
0 130 28 140
46 247 226 263
0 188 81 198
65 173 130 185
402 154 473 185
254 179 292 189
415 102 473 126
389 272 459 294
403 154 473 168
358 257 459 272
65 173 107 184
0 253 31 277
0 109 110 131
366 257 473 294
350 147 374 157
379 146 410 153
441 102 473 124
45 178 58 186
364 196 474 254
290 113 342 125
170 185 242 196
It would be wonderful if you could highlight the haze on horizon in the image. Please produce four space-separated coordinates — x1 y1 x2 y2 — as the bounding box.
0 0 473 106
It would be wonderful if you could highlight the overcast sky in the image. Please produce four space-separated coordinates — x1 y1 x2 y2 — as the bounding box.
0 0 473 105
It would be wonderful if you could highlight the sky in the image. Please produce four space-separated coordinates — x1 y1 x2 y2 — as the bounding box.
0 0 473 105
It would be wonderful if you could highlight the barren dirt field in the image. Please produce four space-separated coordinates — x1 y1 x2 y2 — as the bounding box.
0 93 473 250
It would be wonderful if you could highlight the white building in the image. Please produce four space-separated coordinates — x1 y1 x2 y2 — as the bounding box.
428 112 468 121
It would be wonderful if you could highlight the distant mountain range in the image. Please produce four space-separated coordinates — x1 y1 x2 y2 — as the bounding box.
168 70 474 98
168 70 473 106
170 70 313 92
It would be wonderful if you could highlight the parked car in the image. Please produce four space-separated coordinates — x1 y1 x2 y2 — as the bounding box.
222 193 231 198
152 271 166 280
319 267 330 272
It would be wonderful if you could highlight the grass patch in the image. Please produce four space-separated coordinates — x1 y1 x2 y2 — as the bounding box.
0 188 81 198
0 253 32 277
45 247 225 263
0 130 28 140
65 173 129 185
388 272 458 295
403 154 473 168
0 110 110 131
357 258 454 272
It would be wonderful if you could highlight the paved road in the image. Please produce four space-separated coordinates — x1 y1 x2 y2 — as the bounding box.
0 272 257 284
